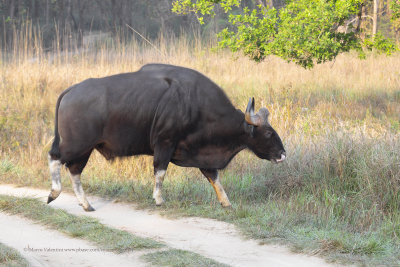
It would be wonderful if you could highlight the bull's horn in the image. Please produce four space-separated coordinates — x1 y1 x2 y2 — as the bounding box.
245 97 262 126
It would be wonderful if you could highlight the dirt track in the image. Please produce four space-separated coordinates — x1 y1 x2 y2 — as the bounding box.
0 184 337 267
0 212 147 266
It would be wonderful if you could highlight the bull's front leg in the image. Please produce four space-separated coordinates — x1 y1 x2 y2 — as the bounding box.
200 168 231 207
152 142 174 206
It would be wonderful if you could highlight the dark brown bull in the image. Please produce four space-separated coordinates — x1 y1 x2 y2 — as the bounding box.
47 64 286 211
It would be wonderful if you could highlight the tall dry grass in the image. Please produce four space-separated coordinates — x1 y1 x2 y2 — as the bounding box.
1 25 399 264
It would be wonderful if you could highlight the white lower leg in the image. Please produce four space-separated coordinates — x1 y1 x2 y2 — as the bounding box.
70 174 93 211
48 154 62 201
211 176 231 207
153 170 166 205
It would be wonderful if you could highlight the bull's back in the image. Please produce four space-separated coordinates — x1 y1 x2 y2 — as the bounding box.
140 64 235 113
57 72 170 160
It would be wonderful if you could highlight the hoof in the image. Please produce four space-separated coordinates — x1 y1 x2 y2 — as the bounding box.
47 195 55 204
220 202 232 208
83 205 95 212
153 196 164 206
154 199 164 206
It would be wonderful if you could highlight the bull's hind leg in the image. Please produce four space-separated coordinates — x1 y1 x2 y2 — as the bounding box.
69 173 94 211
66 152 95 212
153 169 166 206
200 169 231 208
47 154 62 204
152 142 174 206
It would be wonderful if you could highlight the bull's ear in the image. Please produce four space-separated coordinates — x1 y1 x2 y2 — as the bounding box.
244 122 255 137
258 108 270 124
245 97 262 126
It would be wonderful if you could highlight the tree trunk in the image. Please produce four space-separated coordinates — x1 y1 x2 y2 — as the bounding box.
9 0 15 20
66 0 73 30
33 0 39 22
76 0 86 47
354 2 364 34
111 0 117 30
46 0 49 25
373 0 379 37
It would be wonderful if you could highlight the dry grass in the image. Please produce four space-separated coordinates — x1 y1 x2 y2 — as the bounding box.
1 38 399 186
1 27 400 265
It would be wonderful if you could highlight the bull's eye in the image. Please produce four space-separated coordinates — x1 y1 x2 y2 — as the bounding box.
265 130 272 138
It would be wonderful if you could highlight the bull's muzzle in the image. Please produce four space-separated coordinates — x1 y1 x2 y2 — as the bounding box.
272 151 286 163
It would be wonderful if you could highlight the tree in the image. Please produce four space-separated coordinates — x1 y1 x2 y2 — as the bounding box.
390 0 400 38
373 0 379 36
173 0 398 68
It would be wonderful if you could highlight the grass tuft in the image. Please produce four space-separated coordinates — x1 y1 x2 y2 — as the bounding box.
141 249 229 267
0 242 29 267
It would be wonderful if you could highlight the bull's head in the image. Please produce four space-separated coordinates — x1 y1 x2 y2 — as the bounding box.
244 97 286 163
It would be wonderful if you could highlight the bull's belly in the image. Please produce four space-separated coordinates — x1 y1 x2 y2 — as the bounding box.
170 159 222 169
171 146 241 169
95 140 152 160
171 157 229 169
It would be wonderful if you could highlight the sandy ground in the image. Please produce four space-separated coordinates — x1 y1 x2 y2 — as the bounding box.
0 184 338 267
0 212 147 267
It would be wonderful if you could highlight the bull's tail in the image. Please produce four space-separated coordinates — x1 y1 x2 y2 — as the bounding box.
49 88 72 160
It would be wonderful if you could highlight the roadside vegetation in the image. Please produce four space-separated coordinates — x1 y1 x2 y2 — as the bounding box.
0 195 227 266
142 249 229 267
0 195 162 252
0 26 399 266
0 242 29 267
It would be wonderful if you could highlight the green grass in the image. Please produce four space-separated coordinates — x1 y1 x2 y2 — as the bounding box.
1 129 398 265
0 242 29 267
0 195 163 252
142 249 229 267
76 131 399 266
0 123 399 266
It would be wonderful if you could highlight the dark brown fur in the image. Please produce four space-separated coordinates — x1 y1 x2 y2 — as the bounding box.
49 64 285 177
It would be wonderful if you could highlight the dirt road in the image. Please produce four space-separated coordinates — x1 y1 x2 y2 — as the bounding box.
0 184 336 267
0 212 147 266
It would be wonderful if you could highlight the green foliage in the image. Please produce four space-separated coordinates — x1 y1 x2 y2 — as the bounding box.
272 0 364 68
217 6 278 62
390 0 400 33
364 32 398 55
172 0 241 22
173 0 398 68
390 0 400 20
